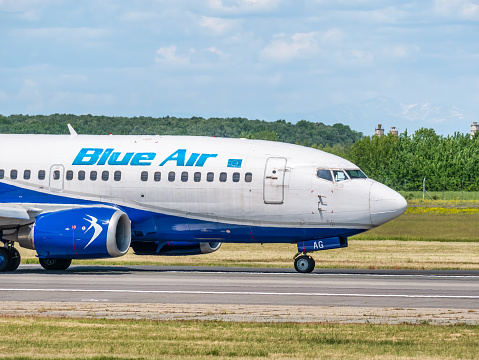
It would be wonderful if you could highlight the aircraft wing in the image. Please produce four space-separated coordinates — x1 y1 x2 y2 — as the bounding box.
0 204 42 221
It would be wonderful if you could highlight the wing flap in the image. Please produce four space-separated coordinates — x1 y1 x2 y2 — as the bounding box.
0 204 42 220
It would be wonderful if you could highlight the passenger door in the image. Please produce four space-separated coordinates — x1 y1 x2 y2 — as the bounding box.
263 157 287 204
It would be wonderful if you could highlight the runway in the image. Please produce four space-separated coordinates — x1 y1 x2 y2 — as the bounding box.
1 265 478 324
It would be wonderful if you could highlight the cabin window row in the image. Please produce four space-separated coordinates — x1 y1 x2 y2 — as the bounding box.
140 171 252 183
0 169 253 183
0 169 46 180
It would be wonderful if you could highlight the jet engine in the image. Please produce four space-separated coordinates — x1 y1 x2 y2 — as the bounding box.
18 207 131 259
131 241 221 256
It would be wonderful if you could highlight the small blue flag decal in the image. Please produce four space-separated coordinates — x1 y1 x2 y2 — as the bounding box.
227 159 243 168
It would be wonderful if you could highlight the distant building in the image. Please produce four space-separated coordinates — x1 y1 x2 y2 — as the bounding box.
471 122 478 138
375 124 384 137
390 126 398 136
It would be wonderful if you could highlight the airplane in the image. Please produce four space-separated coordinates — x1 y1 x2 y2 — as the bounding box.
0 125 407 273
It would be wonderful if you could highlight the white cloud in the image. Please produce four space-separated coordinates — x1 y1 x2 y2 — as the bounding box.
206 46 229 60
383 44 421 58
208 0 281 14
154 45 230 67
333 49 374 67
120 11 160 22
13 27 111 47
155 46 191 65
434 0 479 20
260 32 319 62
320 28 343 43
0 0 54 20
199 16 237 35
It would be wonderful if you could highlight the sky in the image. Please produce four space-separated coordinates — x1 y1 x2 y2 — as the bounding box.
0 0 478 136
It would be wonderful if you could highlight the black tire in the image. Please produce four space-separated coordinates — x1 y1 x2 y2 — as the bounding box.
39 258 72 271
294 255 315 273
6 248 21 271
0 247 11 272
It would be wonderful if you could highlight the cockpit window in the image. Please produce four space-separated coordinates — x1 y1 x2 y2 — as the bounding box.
316 169 333 182
345 169 367 179
333 170 347 182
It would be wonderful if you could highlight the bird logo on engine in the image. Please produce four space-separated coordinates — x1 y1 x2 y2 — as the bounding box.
83 215 103 249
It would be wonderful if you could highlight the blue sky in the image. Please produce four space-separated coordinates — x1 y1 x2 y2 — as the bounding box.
0 0 478 135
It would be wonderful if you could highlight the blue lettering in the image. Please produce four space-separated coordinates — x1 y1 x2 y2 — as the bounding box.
108 152 134 165
195 154 217 167
159 149 186 166
97 148 114 165
131 153 156 166
72 148 217 167
185 153 200 166
72 148 103 165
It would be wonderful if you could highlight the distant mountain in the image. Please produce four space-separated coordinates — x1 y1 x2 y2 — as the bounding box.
304 97 473 136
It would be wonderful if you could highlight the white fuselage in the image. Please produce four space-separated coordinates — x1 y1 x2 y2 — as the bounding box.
0 134 407 244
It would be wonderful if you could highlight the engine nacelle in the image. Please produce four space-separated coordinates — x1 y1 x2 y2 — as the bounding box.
20 207 131 259
131 241 221 256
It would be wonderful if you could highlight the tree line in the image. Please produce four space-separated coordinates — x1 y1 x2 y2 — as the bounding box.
1 114 477 191
346 129 479 192
0 114 361 147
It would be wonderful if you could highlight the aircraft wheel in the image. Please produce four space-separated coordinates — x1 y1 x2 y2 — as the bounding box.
294 255 315 273
6 248 21 271
39 258 72 271
0 247 11 272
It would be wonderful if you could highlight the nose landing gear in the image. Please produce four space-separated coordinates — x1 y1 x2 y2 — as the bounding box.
293 253 315 273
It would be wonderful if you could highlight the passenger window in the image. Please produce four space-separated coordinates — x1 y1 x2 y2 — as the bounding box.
168 171 175 182
181 171 188 182
333 170 347 182
154 172 161 182
78 171 85 181
24 170 31 180
141 171 148 182
0 169 4 179
102 171 109 181
38 170 46 180
194 172 201 182
317 169 333 182
66 170 73 181
207 172 214 182
219 172 227 182
114 171 121 181
10 170 17 179
90 171 97 181
245 172 252 182
53 170 60 180
232 172 240 182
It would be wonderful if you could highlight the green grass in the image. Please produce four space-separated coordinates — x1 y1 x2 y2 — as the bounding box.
399 190 479 201
1 317 478 359
353 212 479 242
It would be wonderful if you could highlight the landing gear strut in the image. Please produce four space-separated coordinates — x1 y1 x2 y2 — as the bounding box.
0 241 21 272
293 253 315 273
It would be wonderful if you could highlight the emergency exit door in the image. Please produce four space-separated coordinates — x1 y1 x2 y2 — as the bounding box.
49 164 65 192
263 157 287 204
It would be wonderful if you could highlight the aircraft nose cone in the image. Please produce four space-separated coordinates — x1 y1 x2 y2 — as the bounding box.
369 182 407 226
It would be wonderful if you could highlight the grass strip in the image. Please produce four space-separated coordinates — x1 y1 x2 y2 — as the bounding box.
19 238 479 270
1 316 478 359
